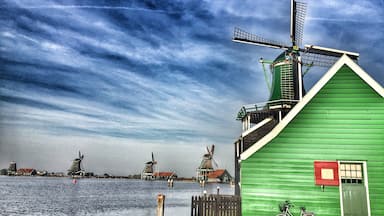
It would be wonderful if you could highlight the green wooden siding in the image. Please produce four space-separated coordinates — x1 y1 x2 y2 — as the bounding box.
241 65 384 216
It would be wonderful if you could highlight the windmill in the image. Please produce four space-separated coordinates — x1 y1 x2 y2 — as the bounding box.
141 152 157 180
196 145 218 183
68 151 85 176
200 145 218 170
233 0 359 125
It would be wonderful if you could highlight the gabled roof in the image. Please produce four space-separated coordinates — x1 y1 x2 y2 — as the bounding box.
17 168 36 173
241 54 384 160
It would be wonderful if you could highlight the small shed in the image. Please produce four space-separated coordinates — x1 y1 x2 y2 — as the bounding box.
236 55 384 216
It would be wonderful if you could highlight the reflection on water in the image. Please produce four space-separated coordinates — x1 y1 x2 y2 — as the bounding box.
0 176 234 216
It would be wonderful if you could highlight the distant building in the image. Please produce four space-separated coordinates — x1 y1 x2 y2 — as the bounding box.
0 169 8 175
49 172 64 177
36 170 48 176
16 168 37 176
206 169 233 183
153 172 177 180
84 172 94 177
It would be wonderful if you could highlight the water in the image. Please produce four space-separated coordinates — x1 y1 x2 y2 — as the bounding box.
0 176 234 216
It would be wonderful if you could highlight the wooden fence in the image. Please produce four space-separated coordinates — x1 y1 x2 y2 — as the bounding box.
191 194 241 216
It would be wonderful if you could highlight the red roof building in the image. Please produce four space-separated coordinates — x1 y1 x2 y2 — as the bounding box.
16 168 37 176
206 169 233 183
153 172 177 180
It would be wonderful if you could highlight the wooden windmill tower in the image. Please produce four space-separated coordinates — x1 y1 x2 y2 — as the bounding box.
233 0 359 194
196 144 218 183
141 152 157 180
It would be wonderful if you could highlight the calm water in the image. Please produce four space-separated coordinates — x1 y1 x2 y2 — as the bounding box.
0 176 234 216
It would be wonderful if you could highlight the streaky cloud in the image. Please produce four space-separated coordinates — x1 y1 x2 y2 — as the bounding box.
307 16 384 24
0 4 175 14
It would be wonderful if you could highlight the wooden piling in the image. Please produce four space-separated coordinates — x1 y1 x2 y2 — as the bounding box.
157 194 165 216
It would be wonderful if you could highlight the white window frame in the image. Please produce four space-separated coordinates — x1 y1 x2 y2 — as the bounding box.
338 160 371 216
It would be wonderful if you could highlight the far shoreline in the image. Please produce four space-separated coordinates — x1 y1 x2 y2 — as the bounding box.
0 174 197 182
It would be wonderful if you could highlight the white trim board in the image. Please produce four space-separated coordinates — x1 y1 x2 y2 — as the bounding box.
240 54 384 160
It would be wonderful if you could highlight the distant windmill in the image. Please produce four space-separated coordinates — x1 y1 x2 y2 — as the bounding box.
200 145 218 170
233 0 359 123
68 151 85 176
196 145 218 183
141 152 157 180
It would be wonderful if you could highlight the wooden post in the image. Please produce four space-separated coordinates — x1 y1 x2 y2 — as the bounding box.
157 194 165 216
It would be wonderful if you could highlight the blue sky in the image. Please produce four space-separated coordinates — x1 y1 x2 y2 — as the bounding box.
0 0 383 177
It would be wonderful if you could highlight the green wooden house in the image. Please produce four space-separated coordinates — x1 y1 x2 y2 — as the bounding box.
234 55 384 216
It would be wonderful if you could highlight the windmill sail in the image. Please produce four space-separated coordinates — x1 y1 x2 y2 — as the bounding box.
301 45 359 67
233 27 289 50
291 0 307 47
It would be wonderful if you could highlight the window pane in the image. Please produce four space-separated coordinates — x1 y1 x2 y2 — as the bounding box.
356 171 362 178
340 170 346 178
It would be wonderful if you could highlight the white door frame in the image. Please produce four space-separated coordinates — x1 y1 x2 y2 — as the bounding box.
338 160 371 216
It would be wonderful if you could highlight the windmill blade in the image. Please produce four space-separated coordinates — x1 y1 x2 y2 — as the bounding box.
152 152 157 164
304 45 359 60
206 146 211 154
210 145 215 156
233 27 290 50
291 0 307 47
301 52 341 67
301 45 359 67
